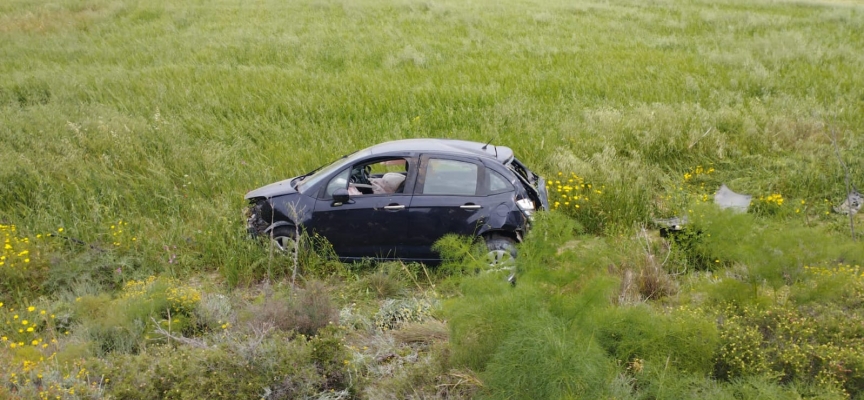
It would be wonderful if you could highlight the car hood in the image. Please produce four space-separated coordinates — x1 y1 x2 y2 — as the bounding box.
245 177 298 199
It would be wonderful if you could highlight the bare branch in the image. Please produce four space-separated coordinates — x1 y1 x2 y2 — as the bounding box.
830 122 857 241
268 198 276 282
150 316 209 349
688 127 713 150
284 203 307 289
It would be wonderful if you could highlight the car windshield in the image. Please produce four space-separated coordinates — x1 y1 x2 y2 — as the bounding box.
295 150 372 194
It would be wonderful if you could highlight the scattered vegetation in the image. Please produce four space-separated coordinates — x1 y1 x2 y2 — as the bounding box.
2 0 864 397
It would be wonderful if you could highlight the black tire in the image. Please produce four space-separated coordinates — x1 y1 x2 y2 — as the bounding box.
484 234 517 268
268 226 299 256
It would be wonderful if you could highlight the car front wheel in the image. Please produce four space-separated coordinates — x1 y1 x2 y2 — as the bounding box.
269 226 299 257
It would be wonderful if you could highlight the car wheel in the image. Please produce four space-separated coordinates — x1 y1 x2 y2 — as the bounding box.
269 226 299 257
484 234 517 269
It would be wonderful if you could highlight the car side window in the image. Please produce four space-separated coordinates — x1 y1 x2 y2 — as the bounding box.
348 158 410 196
486 168 514 194
324 168 350 198
422 159 479 196
321 158 412 199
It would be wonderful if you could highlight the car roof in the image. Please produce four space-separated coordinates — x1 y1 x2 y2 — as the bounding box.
363 139 515 164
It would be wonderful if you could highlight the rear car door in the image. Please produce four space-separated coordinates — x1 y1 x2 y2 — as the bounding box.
403 154 491 259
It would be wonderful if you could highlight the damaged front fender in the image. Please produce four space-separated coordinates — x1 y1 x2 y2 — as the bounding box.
245 194 311 238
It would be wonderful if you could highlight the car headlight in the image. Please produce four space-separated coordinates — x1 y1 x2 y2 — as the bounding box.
516 198 535 220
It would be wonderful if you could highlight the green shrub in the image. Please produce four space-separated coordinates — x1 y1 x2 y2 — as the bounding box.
357 262 414 299
374 297 436 331
70 276 203 355
481 313 616 399
0 224 52 303
432 234 490 278
362 341 481 399
545 163 656 235
594 305 719 376
446 274 544 371
711 302 864 396
0 354 100 400
668 203 864 285
517 210 584 272
92 333 328 399
309 326 352 393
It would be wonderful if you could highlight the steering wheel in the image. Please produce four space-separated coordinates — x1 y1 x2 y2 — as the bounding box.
350 165 371 185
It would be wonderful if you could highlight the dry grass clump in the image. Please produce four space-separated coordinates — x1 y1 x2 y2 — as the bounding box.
352 329 480 400
363 270 405 299
243 280 338 336
615 257 679 304
392 319 449 345
612 231 678 304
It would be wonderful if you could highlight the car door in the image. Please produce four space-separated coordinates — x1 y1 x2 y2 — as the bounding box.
309 158 416 259
403 154 490 259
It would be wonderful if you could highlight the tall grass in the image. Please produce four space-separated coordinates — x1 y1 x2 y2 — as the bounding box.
2 0 862 265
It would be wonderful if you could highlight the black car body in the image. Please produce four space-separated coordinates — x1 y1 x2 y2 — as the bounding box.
244 139 549 263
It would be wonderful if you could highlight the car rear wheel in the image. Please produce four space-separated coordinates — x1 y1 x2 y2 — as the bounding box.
484 234 517 269
269 226 299 257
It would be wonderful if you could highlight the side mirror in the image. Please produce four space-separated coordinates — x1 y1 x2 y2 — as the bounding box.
332 188 350 206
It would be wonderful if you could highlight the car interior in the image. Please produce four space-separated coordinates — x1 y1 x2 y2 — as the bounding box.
348 158 409 195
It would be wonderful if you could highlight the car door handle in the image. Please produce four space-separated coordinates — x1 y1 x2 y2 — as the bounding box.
384 204 406 210
460 204 482 210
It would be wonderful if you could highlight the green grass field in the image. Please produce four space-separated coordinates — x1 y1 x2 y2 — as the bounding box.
2 0 864 397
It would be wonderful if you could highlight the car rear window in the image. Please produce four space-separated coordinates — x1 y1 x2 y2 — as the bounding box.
486 169 514 194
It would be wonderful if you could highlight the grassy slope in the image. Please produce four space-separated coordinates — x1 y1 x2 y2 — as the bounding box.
1 0 864 398
2 0 862 245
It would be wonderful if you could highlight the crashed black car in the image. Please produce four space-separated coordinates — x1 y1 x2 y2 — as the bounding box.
244 139 549 264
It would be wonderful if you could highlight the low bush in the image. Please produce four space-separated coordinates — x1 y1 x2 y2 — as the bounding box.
242 280 338 337
65 276 203 355
90 332 330 399
708 276 864 396
481 314 618 399
432 234 490 278
375 297 436 331
359 262 412 299
361 341 481 400
593 305 719 377
0 224 51 304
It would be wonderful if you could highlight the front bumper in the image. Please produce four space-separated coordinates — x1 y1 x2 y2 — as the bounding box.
244 201 268 238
